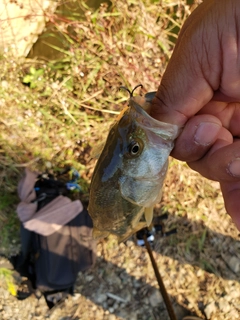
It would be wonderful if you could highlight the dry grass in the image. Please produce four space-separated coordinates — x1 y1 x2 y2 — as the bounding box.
1 1 240 319
0 0 198 251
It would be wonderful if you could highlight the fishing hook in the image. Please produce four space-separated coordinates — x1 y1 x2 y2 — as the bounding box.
119 84 143 97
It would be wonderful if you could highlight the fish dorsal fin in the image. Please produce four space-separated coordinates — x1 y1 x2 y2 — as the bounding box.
144 206 154 226
116 105 129 121
91 141 106 159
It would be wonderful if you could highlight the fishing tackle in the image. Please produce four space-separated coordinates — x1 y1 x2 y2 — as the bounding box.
119 84 143 97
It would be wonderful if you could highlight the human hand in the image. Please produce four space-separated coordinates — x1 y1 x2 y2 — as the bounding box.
150 0 240 229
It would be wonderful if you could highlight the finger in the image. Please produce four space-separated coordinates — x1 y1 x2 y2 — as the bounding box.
221 181 240 230
188 139 240 182
197 100 240 137
150 63 213 126
171 114 223 162
149 0 240 126
149 2 221 125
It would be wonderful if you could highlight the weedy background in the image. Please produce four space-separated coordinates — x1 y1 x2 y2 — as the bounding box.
0 1 240 320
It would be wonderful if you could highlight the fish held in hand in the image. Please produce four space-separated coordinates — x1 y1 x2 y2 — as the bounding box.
88 91 180 242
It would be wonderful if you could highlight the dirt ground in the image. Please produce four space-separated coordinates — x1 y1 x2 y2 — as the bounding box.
0 2 240 319
1 162 240 320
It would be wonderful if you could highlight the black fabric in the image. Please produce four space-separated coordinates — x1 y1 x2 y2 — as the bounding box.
11 173 96 309
34 175 69 209
32 208 94 292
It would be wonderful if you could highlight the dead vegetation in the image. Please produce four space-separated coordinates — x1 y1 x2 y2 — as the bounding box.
0 0 240 319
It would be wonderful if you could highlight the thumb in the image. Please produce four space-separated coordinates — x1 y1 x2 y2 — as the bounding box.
149 38 214 125
149 1 224 125
221 181 240 230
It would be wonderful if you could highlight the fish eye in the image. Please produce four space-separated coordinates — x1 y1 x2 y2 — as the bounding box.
128 141 141 156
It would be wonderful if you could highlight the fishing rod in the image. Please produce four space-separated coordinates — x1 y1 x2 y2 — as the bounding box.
143 234 177 320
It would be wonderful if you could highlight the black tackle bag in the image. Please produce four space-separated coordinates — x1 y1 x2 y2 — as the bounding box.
12 172 96 309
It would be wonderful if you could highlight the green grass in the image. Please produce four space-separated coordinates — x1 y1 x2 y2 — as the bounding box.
0 0 203 254
0 192 20 254
2 5 240 320
0 267 17 296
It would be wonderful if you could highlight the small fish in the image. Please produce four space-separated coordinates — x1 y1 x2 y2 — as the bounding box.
88 90 180 242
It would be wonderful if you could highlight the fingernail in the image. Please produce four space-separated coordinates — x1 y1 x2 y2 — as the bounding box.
194 122 221 146
227 158 240 177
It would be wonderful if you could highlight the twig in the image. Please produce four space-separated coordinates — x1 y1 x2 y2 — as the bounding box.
14 157 40 167
106 292 127 303
68 96 120 115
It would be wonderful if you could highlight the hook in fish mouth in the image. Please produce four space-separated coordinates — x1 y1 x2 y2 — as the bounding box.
119 84 143 97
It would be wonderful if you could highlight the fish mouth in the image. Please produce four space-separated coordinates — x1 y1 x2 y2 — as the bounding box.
129 97 180 141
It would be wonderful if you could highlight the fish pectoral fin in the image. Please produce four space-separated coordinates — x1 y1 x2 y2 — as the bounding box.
118 221 147 243
144 206 153 226
92 227 109 240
